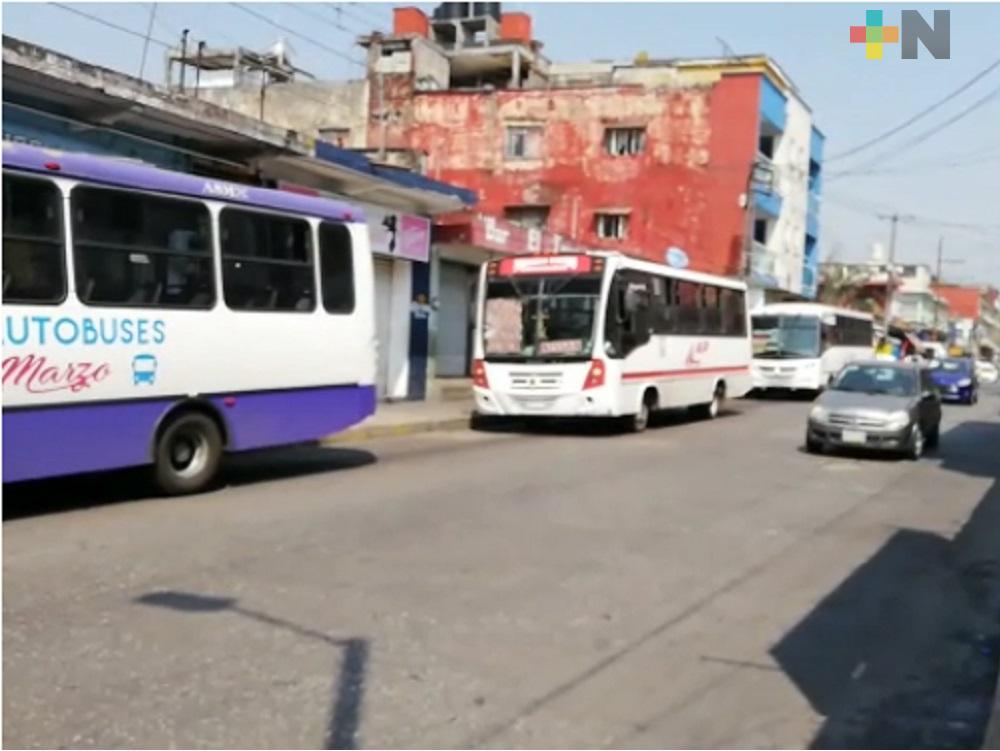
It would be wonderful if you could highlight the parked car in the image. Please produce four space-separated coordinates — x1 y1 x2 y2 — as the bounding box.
975 359 999 385
930 357 978 404
806 360 942 460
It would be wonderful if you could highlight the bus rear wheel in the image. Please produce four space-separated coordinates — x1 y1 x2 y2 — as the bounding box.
693 383 725 420
154 412 223 495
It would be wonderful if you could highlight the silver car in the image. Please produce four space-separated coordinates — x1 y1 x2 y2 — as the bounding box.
806 360 942 459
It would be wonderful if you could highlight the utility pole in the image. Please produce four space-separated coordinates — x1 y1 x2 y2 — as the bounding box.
882 212 899 332
932 235 964 340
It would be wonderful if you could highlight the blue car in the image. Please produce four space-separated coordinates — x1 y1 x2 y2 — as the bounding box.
930 358 978 405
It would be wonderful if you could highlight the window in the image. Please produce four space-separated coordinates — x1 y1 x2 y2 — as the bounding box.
753 219 770 244
720 288 747 336
596 213 628 240
319 222 354 314
758 134 776 159
3 175 65 304
702 285 723 335
72 186 213 308
505 125 543 160
504 205 550 230
676 280 701 335
604 127 646 156
220 208 315 312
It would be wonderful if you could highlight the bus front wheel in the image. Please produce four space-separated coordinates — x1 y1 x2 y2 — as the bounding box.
154 412 223 495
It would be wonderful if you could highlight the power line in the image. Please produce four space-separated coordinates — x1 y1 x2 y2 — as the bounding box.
291 3 366 39
230 3 365 69
853 83 1000 168
49 2 172 49
341 2 389 30
828 55 1000 162
828 148 1000 180
825 193 1000 237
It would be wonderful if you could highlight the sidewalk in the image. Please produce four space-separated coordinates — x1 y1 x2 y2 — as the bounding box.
323 395 474 444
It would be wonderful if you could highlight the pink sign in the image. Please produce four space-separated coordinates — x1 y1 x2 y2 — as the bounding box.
398 215 431 263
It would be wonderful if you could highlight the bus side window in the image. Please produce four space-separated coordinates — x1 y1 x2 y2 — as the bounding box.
2 174 66 305
220 208 315 312
319 222 355 314
720 288 745 336
72 186 214 309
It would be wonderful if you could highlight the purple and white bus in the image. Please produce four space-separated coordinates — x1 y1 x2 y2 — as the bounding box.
2 143 376 494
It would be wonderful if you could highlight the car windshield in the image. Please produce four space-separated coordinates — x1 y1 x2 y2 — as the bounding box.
482 275 602 360
832 364 918 396
934 358 971 373
752 315 821 359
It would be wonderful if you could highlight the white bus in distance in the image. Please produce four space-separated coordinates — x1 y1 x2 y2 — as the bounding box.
751 303 875 394
472 252 752 431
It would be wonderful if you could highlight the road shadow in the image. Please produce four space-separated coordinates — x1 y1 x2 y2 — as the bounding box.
135 590 368 750
470 406 742 437
748 389 819 402
2 444 375 521
771 420 1000 749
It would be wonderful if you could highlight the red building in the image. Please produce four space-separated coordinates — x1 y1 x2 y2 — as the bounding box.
362 3 824 300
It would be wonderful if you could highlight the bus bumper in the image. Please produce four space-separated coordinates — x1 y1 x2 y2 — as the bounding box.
752 364 823 392
473 387 618 418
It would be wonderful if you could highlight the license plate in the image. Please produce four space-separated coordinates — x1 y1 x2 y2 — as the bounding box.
842 429 867 445
522 399 550 411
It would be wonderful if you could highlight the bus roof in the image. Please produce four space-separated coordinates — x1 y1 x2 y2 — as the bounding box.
2 143 362 224
581 252 748 291
754 302 874 320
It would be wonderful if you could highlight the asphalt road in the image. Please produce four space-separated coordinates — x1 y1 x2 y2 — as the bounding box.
4 391 1000 749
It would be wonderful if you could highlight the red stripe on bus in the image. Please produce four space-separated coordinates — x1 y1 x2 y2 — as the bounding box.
622 365 749 381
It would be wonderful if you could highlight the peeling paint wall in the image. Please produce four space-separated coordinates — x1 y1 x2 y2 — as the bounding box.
404 74 760 276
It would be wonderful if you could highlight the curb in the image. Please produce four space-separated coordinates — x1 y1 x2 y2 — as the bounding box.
321 415 471 445
985 667 1000 749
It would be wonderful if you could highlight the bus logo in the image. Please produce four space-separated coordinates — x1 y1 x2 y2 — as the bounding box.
202 181 250 200
132 354 158 386
685 341 710 366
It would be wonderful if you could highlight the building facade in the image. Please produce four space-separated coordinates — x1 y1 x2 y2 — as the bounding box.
360 4 824 310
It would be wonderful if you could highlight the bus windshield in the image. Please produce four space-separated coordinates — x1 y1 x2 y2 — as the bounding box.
752 315 821 359
482 275 602 360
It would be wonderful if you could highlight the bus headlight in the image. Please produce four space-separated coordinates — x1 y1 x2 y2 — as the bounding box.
809 405 830 422
886 410 911 430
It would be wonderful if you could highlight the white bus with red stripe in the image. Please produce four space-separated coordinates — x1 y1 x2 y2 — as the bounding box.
472 252 751 431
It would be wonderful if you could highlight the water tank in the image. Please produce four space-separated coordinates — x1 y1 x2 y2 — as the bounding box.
484 2 501 21
436 2 470 19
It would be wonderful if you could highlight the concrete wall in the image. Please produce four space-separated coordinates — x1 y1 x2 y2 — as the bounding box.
769 92 811 295
199 80 369 147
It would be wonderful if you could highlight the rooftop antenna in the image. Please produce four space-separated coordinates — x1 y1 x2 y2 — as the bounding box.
716 36 736 58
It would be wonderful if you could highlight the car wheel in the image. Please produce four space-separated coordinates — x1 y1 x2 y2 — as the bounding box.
153 412 223 495
925 423 940 449
805 434 824 454
906 423 924 461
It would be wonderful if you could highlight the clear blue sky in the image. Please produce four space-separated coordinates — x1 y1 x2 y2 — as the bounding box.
4 2 999 286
